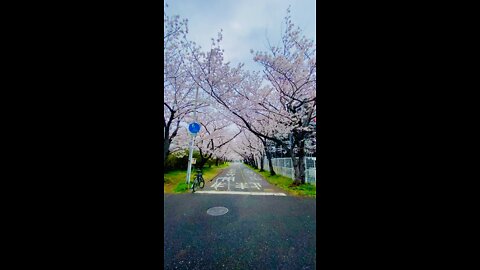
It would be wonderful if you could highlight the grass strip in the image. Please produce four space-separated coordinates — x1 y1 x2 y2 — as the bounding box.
164 162 230 194
245 164 316 198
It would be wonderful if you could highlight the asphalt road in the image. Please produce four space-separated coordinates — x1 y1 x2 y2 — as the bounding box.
164 163 316 269
198 162 287 195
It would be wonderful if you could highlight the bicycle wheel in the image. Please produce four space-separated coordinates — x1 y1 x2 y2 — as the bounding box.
192 178 197 193
199 176 205 188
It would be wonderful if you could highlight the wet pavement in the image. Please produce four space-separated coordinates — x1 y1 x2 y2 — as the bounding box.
164 163 316 269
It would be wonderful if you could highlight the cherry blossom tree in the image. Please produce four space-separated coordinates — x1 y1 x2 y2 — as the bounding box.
164 4 188 162
230 135 259 169
230 105 283 175
164 5 316 185
184 8 315 185
241 129 267 171
164 5 211 163
192 106 241 169
250 7 316 185
169 104 241 170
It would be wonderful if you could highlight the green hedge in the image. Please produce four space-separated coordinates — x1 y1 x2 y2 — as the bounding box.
165 150 200 171
165 150 228 172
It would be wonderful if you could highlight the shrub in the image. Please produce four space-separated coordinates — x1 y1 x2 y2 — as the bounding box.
165 150 202 171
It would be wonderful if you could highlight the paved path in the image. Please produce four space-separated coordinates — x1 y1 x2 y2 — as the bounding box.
197 162 287 196
164 163 316 269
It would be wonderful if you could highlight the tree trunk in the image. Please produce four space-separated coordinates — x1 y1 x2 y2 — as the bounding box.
297 138 306 184
265 148 276 176
249 154 257 169
259 152 264 172
164 139 171 166
197 158 208 170
290 135 306 186
215 158 219 166
197 149 212 170
163 110 178 167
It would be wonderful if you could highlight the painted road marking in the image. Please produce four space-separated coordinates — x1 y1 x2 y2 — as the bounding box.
211 176 236 190
195 191 287 196
249 182 261 190
211 179 219 189
234 183 245 190
212 182 224 189
211 177 224 189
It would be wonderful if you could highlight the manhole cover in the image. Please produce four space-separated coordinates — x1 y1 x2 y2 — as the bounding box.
206 206 229 216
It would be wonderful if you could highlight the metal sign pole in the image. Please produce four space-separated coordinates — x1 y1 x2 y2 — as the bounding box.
186 134 195 187
186 88 200 189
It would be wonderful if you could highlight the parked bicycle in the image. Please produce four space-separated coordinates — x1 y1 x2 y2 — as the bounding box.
191 169 205 193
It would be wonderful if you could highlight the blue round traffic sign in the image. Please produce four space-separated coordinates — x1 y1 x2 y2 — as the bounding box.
188 122 201 134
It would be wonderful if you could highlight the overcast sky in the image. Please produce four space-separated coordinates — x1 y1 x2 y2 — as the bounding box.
165 0 316 72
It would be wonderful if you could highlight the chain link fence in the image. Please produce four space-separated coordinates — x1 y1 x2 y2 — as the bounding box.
263 157 316 185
